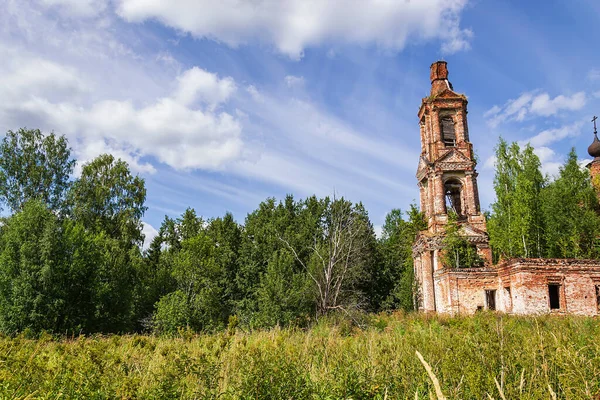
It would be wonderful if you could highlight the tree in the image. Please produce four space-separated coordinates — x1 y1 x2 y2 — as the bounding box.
376 205 426 311
542 149 600 258
488 139 545 260
0 128 74 212
280 197 377 317
441 211 484 269
0 200 135 334
154 232 227 333
69 154 147 245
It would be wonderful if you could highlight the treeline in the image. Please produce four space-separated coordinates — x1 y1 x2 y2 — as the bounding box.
488 138 600 261
2 128 599 335
0 129 422 335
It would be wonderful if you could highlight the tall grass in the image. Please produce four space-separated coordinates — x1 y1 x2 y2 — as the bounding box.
1 312 599 399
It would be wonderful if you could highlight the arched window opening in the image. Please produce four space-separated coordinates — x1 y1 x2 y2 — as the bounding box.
444 179 463 216
441 117 456 147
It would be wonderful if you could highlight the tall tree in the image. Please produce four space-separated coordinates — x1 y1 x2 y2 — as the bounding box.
68 154 147 245
154 232 227 333
0 128 75 212
376 205 426 311
488 139 545 260
542 149 600 258
281 197 377 316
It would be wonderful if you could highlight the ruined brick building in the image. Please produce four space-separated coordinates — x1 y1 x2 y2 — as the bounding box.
413 61 600 315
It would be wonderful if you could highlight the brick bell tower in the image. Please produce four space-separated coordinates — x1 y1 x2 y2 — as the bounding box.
413 61 492 313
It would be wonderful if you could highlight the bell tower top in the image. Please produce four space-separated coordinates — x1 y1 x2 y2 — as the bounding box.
429 61 453 97
430 61 448 81
415 61 488 237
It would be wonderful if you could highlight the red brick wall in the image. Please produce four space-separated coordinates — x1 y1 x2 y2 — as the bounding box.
432 259 600 316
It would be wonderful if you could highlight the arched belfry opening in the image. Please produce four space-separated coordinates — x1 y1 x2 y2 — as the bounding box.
444 178 463 217
441 116 456 147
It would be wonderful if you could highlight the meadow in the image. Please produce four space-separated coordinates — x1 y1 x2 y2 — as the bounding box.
1 312 599 399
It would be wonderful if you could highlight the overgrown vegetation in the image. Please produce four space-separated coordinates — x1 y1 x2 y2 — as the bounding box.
488 138 600 261
0 129 421 335
1 128 600 340
2 313 599 399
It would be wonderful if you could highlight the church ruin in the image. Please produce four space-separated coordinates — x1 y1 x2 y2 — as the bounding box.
413 61 600 315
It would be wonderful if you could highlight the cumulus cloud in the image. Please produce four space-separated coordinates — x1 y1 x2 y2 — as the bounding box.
532 146 562 177
116 0 473 59
0 52 243 173
174 67 236 109
529 92 586 117
519 122 583 148
485 91 586 127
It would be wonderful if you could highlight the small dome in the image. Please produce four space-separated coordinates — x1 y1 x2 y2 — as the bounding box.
588 134 600 158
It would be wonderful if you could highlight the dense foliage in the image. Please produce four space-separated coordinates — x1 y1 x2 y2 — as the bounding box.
488 138 600 261
0 129 420 335
2 313 599 399
1 129 600 335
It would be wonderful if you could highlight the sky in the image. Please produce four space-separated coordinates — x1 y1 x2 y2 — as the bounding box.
2 0 600 246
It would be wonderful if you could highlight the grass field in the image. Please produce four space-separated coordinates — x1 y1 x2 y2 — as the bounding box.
2 312 599 399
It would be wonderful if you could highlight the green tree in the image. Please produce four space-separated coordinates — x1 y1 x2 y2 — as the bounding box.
441 211 484 269
69 154 147 245
376 205 426 311
0 128 75 212
542 149 600 258
488 139 545 260
0 200 134 334
154 232 227 333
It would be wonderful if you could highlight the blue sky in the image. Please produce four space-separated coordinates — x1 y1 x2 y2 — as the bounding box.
2 0 600 245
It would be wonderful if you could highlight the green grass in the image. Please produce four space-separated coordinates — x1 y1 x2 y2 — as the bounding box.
1 312 599 399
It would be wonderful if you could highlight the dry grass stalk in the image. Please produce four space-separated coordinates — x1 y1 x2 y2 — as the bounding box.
548 384 557 400
416 350 447 400
494 377 507 400
519 368 525 396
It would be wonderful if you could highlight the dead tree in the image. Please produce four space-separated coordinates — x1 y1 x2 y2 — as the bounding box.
279 197 371 316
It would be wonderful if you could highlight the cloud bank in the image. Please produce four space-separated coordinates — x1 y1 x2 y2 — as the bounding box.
116 0 473 59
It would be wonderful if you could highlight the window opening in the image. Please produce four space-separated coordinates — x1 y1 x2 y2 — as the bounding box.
504 287 512 310
444 179 463 216
485 290 496 311
548 284 560 310
595 285 600 312
441 117 456 147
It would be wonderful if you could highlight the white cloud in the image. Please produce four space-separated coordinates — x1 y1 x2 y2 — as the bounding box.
532 146 562 177
485 91 586 127
38 0 108 17
174 67 236 109
373 224 383 239
589 68 600 82
246 85 264 103
229 87 417 200
529 92 586 117
483 155 496 170
142 221 158 250
0 53 244 173
116 0 473 59
285 75 305 88
520 122 583 148
0 55 89 101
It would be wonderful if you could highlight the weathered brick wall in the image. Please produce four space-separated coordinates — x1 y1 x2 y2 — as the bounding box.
498 259 600 316
431 259 600 315
434 268 500 314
